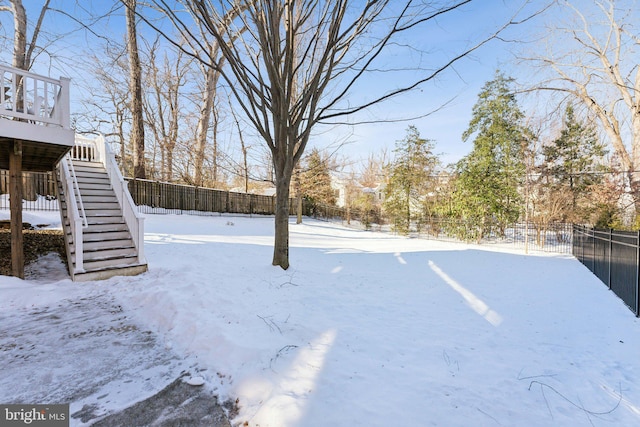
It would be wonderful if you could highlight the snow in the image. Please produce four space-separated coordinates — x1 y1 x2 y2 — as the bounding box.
2 210 640 426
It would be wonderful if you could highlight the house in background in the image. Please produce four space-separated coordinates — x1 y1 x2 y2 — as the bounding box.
330 173 385 208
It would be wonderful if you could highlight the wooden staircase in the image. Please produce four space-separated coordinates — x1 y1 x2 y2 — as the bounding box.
57 157 147 281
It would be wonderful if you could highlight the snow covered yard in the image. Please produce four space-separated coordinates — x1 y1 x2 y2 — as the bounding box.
2 211 640 426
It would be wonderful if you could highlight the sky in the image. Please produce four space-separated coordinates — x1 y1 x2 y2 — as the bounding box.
0 0 551 169
306 0 550 167
1 208 639 426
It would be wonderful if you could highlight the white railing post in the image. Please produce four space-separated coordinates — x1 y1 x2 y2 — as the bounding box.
94 135 106 166
74 217 84 273
137 216 145 263
58 76 70 129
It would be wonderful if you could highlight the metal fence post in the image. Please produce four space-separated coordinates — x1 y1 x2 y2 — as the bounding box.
592 226 596 271
637 230 640 316
580 225 583 261
608 228 612 289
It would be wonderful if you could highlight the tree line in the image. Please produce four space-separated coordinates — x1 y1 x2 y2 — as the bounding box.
376 71 617 240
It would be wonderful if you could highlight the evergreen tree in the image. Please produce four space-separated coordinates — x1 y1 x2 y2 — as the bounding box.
299 148 336 206
542 105 607 218
451 71 528 239
383 126 439 234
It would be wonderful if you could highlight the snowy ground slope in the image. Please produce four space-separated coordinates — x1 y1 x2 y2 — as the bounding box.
2 211 640 426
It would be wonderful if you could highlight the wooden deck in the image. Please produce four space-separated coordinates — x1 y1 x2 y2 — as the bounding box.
1 64 73 278
1 64 74 172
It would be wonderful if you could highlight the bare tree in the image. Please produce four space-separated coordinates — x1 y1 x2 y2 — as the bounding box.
123 0 146 179
85 48 132 172
0 0 51 70
359 152 388 189
144 0 534 269
194 64 220 186
525 0 640 213
142 37 192 181
185 6 248 186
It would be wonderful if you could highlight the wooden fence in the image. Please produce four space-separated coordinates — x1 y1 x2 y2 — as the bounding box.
126 178 311 216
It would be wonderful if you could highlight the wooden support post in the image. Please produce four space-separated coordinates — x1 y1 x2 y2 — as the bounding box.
10 140 24 279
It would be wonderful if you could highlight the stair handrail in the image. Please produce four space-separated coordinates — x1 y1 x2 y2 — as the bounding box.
66 154 89 229
59 154 86 273
95 134 146 264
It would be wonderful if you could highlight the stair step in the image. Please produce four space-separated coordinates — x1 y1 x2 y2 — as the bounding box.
72 160 104 169
85 216 127 225
64 223 129 235
76 176 110 184
83 231 132 241
78 198 120 207
80 258 141 273
84 223 128 232
72 264 148 282
81 246 137 261
77 182 112 191
80 196 118 206
73 160 105 167
65 213 125 223
79 189 117 198
75 173 110 181
72 162 106 170
69 239 135 253
82 239 135 251
84 209 123 217
74 165 107 173
82 201 120 210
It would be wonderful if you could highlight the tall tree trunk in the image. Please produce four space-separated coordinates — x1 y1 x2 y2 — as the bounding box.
9 0 27 113
10 141 23 278
212 110 219 184
125 0 146 179
272 151 293 269
295 166 302 224
10 0 26 70
236 118 249 193
194 66 218 186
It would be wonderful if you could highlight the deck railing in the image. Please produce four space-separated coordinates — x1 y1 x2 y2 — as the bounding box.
0 64 70 128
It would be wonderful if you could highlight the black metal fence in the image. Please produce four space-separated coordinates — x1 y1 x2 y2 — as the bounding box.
573 225 640 316
310 202 572 254
417 220 573 253
0 170 58 211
